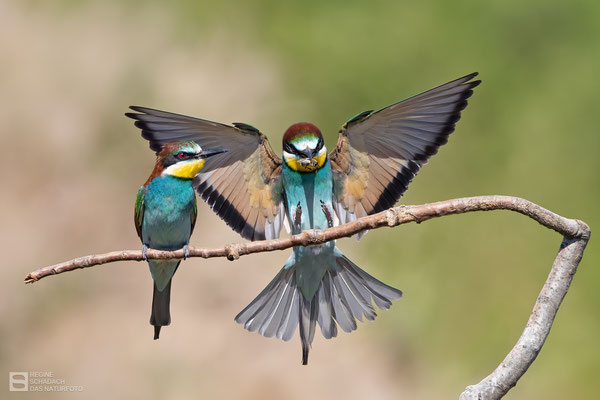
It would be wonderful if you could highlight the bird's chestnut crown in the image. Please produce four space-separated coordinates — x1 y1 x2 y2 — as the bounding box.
282 123 327 173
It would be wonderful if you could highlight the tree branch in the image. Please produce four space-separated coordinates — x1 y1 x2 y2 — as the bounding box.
25 195 591 399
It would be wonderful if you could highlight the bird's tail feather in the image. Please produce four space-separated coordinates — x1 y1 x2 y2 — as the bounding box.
150 279 172 340
234 250 402 364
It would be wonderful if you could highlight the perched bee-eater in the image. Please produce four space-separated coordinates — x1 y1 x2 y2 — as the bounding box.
127 73 480 363
133 140 226 339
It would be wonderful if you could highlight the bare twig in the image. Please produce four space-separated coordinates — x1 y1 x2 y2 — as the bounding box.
25 195 590 399
459 234 589 399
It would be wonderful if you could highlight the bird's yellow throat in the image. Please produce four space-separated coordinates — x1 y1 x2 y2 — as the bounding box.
163 159 205 179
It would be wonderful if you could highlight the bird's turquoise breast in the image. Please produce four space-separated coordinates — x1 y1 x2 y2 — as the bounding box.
283 159 336 298
282 159 334 232
142 175 196 250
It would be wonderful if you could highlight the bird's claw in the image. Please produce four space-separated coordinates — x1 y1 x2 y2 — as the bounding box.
294 201 302 230
142 245 149 261
320 200 334 228
183 244 190 260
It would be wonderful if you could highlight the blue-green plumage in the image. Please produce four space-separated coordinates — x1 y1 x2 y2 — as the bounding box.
134 140 225 340
282 159 335 300
142 175 196 253
283 158 333 233
236 131 402 365
141 175 196 289
136 174 197 340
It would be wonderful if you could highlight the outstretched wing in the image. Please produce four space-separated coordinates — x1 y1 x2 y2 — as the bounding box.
126 107 285 241
329 73 480 230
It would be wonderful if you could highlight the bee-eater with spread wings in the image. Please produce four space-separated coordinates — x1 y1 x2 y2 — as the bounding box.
127 72 480 363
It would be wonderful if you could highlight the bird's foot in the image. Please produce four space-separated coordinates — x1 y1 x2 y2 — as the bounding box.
142 244 149 261
320 200 334 228
183 244 190 260
294 201 302 230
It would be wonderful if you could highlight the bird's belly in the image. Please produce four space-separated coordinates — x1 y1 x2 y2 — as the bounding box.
291 245 336 299
142 203 193 250
294 241 335 259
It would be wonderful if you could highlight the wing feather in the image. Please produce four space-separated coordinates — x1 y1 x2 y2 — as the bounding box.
134 186 146 240
127 106 284 241
330 73 480 229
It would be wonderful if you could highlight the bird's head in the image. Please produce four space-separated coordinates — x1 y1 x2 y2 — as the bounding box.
282 123 326 173
155 141 226 179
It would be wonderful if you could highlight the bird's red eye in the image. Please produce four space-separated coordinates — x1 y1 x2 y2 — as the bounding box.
177 152 186 159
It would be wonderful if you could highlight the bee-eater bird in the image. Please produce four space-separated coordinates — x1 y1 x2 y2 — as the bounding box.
134 140 226 339
126 72 480 363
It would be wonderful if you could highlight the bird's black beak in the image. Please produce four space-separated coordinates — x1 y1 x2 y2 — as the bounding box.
301 148 315 160
297 149 319 170
200 148 228 158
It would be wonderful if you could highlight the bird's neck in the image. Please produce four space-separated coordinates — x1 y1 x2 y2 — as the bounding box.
145 174 192 191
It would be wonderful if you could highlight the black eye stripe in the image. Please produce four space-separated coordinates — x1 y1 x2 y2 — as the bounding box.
285 139 323 156
284 143 302 155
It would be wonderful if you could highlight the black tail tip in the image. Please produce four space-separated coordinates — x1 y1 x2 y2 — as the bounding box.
302 346 309 365
154 325 161 340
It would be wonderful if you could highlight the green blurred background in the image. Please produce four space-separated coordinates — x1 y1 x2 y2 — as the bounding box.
2 0 598 398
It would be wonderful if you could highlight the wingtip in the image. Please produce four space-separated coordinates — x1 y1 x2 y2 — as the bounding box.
129 105 147 112
469 79 482 89
128 105 166 116
125 105 149 119
453 72 480 86
464 72 481 88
